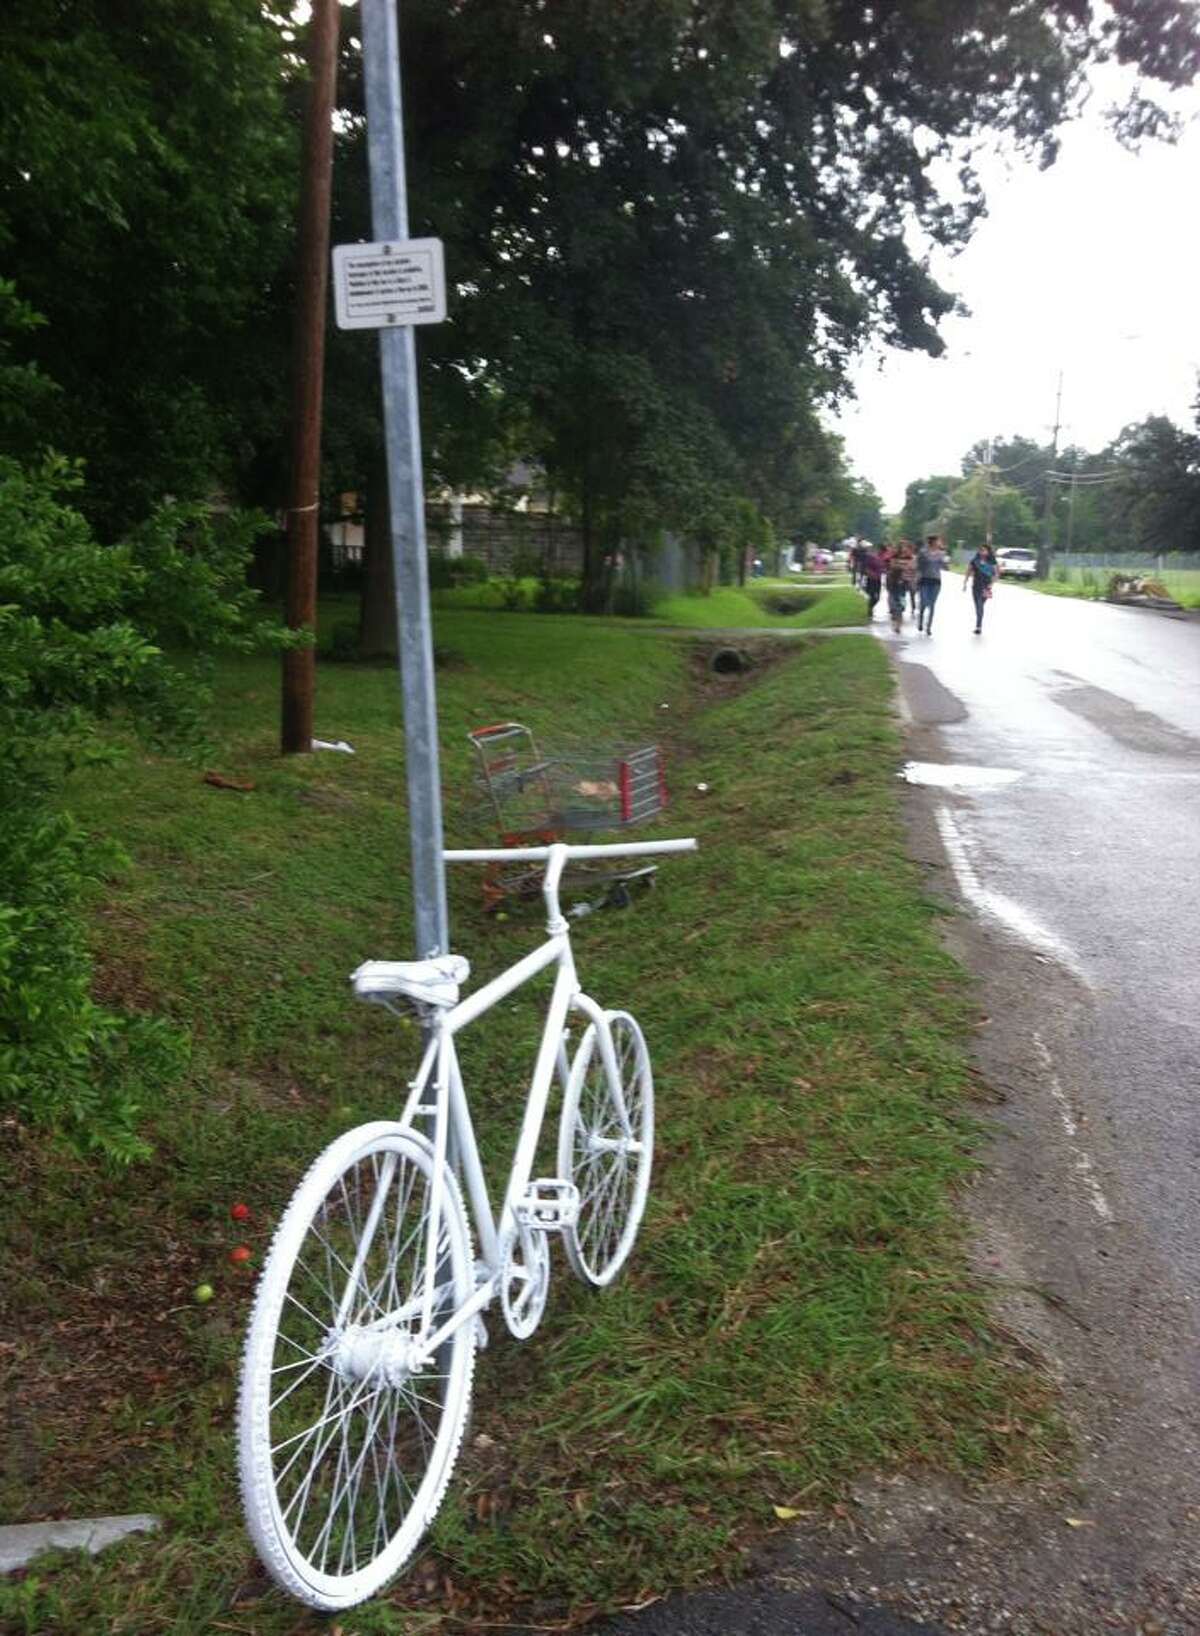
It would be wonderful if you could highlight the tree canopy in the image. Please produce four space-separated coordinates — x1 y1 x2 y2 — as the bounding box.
902 389 1200 559
0 0 299 535
5 0 1199 568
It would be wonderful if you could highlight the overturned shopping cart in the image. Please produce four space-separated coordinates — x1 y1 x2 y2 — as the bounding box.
467 721 668 911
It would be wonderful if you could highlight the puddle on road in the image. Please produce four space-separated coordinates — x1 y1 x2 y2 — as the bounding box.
900 761 1024 790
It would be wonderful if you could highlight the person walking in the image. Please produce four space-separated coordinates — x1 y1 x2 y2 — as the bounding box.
886 542 915 633
963 542 998 633
860 542 884 619
903 539 920 614
916 533 947 634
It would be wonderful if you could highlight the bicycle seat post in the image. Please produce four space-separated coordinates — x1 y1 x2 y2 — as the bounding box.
542 843 570 937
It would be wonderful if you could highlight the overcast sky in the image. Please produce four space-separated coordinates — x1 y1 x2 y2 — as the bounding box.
830 67 1200 514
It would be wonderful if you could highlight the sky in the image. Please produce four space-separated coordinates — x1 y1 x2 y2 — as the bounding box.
830 67 1200 514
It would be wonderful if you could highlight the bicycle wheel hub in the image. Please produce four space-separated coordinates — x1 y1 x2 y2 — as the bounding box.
328 1324 419 1386
586 1134 640 1156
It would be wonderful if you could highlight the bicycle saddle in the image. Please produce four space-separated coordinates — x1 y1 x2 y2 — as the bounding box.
351 955 470 1009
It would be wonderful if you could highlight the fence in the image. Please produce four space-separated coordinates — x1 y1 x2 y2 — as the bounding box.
1052 552 1200 571
425 503 584 577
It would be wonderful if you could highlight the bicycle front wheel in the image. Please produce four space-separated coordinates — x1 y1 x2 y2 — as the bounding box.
558 1010 654 1287
238 1122 476 1610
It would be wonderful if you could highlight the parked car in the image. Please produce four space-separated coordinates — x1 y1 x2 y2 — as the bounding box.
995 547 1038 580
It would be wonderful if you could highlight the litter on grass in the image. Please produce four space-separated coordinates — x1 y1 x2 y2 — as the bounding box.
312 739 355 754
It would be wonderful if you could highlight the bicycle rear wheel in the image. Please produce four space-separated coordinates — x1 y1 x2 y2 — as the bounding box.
558 1010 654 1287
238 1122 475 1610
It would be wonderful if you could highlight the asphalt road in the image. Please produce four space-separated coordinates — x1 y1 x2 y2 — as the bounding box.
889 580 1200 1301
876 581 1200 1632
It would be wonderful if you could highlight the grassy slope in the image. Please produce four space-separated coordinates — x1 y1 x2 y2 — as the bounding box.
425 581 869 629
0 616 1056 1634
652 584 866 629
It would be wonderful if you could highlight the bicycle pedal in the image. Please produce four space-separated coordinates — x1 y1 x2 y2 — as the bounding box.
515 1179 580 1233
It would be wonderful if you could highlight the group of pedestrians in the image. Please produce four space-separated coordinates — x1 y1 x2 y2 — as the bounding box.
849 535 1000 636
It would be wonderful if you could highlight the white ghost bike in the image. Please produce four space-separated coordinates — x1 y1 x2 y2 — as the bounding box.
237 837 696 1610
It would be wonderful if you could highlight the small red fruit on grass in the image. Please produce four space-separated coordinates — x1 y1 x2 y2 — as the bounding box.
230 1201 251 1221
229 1245 252 1266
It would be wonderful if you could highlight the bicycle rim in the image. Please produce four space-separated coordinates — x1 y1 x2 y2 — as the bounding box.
238 1122 475 1610
559 1011 654 1286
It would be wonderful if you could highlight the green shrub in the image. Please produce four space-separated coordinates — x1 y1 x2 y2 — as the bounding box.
535 575 582 614
609 577 653 617
427 551 489 588
326 621 362 662
499 576 531 610
0 452 277 1160
509 547 545 580
0 807 188 1162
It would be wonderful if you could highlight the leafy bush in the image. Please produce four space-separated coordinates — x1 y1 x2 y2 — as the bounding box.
608 578 653 617
0 450 277 1160
534 575 581 614
427 551 488 588
509 547 545 580
325 621 363 662
499 576 531 611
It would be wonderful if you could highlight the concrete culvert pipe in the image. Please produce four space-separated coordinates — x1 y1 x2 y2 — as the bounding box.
710 647 752 675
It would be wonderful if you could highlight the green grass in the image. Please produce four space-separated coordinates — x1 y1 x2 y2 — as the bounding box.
652 584 866 628
1156 570 1200 607
423 578 870 628
1 612 1058 1633
1019 565 1200 607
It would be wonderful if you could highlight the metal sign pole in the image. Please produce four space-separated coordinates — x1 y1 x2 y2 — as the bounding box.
360 0 448 958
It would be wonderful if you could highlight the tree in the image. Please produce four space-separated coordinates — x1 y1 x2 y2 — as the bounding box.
900 476 960 544
379 0 1200 603
846 477 886 544
0 0 299 537
1108 410 1200 553
957 414 1200 557
962 436 1054 514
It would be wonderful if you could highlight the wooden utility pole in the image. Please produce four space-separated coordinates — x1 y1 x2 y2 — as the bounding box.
281 0 339 754
1037 371 1063 581
984 435 994 548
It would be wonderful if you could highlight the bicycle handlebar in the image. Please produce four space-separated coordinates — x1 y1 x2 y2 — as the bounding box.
444 838 697 864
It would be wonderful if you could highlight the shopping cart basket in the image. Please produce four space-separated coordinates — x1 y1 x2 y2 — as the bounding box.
467 722 669 910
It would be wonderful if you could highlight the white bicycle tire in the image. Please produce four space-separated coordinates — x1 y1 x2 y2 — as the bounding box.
558 1010 654 1287
238 1121 475 1610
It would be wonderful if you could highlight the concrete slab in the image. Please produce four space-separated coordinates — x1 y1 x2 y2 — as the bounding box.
0 1514 160 1573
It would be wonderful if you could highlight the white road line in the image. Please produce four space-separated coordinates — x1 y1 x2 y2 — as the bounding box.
1031 1033 1114 1223
934 805 1091 987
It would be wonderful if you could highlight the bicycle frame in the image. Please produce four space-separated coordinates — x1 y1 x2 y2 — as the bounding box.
392 839 695 1363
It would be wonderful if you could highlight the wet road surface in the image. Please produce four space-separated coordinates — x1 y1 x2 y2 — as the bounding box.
877 581 1200 1632
888 583 1200 1303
